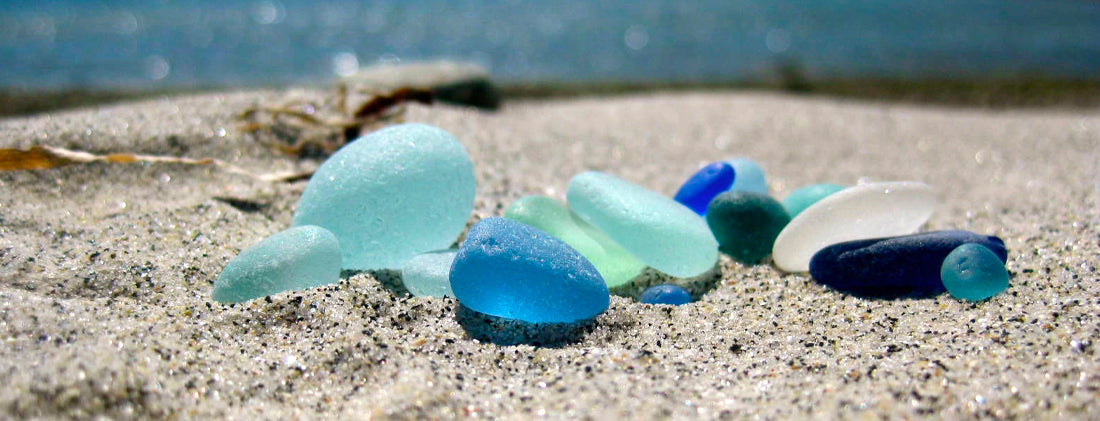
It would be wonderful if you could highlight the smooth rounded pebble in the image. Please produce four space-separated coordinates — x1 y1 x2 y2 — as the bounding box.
504 196 645 288
292 123 475 270
639 284 692 305
772 181 936 272
727 158 768 195
450 217 610 324
809 230 1007 297
567 171 718 278
941 243 1010 301
782 183 845 218
673 161 735 215
213 225 341 303
400 249 458 298
706 191 791 264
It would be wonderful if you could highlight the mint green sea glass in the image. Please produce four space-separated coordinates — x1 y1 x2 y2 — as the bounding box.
782 183 845 218
292 123 476 270
213 225 341 303
504 195 645 288
567 171 718 278
400 249 458 298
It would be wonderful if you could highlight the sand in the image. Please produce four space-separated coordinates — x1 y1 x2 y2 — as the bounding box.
0 89 1098 419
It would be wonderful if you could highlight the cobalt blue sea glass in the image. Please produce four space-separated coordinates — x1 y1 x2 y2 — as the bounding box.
673 161 735 215
450 217 611 324
639 284 692 305
808 230 1007 297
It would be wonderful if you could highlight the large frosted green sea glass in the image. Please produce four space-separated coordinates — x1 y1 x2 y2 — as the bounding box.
567 171 718 278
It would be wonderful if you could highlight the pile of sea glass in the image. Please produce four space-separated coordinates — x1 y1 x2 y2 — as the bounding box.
213 123 1010 323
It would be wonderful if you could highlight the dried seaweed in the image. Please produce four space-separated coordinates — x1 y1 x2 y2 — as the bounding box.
0 87 434 182
0 145 312 182
238 85 435 158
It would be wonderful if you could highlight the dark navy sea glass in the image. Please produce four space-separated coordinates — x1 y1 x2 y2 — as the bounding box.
809 230 1007 298
673 162 735 215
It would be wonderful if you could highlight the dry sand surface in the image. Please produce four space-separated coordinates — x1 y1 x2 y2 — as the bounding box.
1 90 1098 419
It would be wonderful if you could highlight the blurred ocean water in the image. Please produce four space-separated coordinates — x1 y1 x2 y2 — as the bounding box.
1 0 1098 90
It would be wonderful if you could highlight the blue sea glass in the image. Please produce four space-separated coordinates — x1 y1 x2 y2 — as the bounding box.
450 217 610 324
400 249 458 298
567 171 718 278
727 158 768 195
941 243 1010 301
782 183 845 218
808 230 1007 297
292 123 476 270
673 162 735 215
639 284 692 305
504 196 645 288
213 225 342 303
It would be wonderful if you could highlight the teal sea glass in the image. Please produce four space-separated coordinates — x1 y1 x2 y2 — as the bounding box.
941 243 1010 301
706 191 791 264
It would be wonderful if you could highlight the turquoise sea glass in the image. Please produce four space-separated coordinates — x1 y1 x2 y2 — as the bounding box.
213 225 341 303
782 183 845 218
941 243 1010 301
727 158 768 195
292 123 476 270
400 249 458 298
450 217 610 324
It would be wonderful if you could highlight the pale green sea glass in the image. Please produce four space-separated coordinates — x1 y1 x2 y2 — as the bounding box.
213 225 341 303
292 123 476 270
567 171 718 278
504 195 645 288
400 249 458 298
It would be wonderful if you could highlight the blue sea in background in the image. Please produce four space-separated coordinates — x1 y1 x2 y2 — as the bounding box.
1 0 1099 90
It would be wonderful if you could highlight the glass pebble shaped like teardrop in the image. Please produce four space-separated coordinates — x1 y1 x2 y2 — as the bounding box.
292 123 475 270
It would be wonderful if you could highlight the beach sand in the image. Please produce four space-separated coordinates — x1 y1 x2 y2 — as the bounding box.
1 89 1098 419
